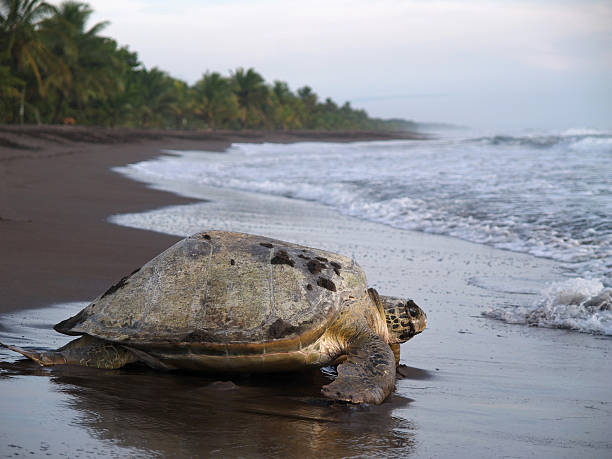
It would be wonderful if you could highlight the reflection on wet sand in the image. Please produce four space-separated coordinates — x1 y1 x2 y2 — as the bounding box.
1 360 418 457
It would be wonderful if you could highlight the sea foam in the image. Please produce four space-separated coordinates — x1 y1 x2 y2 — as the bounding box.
483 279 612 335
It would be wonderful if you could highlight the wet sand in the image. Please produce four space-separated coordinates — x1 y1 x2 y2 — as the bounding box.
1 128 611 458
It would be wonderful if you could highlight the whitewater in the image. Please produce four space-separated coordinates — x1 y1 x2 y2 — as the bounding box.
113 128 612 335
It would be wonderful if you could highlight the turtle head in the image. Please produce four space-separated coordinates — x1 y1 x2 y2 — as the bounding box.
378 294 427 344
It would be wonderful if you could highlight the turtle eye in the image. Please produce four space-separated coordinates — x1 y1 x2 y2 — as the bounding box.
406 301 419 318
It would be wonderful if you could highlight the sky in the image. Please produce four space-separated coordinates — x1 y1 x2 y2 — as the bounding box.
54 0 612 130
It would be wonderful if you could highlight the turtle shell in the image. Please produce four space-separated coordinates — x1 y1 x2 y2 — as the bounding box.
55 231 368 354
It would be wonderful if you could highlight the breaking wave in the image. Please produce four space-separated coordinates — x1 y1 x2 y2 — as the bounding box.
471 128 612 151
483 279 612 335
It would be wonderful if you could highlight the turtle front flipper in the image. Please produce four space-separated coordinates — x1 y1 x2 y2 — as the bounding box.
1 335 139 369
321 331 396 404
390 343 401 367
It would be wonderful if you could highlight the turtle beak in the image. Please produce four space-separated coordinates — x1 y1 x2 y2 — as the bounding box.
406 300 427 336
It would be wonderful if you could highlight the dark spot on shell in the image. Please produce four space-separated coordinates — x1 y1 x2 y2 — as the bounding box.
271 250 295 267
298 254 310 260
307 259 326 274
315 256 328 262
306 284 313 291
317 277 336 292
268 319 298 339
203 234 211 240
333 268 340 276
260 242 274 248
392 324 399 329
230 259 235 265
100 267 139 299
330 261 342 270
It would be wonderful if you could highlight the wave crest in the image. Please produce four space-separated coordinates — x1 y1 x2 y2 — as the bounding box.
470 131 612 153
483 279 612 335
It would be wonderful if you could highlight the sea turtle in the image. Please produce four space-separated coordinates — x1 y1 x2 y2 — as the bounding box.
1 231 426 404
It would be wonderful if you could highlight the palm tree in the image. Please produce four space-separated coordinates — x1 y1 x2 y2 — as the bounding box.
1 0 58 123
297 85 317 107
40 1 119 123
127 67 187 128
193 71 238 128
271 80 293 105
0 64 23 120
164 78 193 129
231 67 269 127
96 44 143 127
270 80 301 130
296 85 318 128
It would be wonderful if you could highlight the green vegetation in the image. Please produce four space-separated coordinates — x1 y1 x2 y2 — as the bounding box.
0 0 416 131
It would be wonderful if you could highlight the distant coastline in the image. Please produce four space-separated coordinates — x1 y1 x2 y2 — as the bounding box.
0 124 426 153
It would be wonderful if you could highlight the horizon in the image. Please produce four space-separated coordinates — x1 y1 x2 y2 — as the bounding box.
54 0 612 131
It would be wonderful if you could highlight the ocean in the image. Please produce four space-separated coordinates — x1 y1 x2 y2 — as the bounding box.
112 128 612 335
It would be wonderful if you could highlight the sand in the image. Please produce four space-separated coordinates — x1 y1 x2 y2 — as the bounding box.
0 126 610 458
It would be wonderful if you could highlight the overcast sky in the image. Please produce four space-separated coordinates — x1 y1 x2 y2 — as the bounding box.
55 0 612 130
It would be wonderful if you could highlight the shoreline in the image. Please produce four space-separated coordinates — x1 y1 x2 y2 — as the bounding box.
0 125 422 314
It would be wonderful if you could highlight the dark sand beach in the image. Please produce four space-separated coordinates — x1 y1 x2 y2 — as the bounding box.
0 126 610 458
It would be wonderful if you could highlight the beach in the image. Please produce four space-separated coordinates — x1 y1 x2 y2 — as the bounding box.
0 126 610 458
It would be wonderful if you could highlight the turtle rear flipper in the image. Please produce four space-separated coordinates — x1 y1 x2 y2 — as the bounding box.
1 335 141 369
1 342 67 366
321 330 396 405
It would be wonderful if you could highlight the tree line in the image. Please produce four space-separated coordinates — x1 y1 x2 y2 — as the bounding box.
1 0 416 131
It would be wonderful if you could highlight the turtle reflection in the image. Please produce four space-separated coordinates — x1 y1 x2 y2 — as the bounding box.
40 364 417 457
